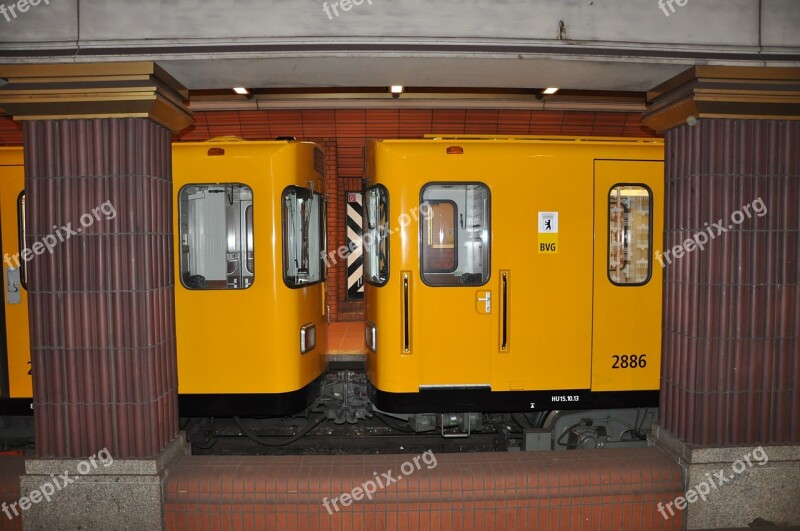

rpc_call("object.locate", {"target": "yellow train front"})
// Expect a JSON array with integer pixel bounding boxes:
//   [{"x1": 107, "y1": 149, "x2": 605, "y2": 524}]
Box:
[
  {"x1": 363, "y1": 136, "x2": 664, "y2": 444},
  {"x1": 173, "y1": 138, "x2": 328, "y2": 417},
  {"x1": 0, "y1": 139, "x2": 328, "y2": 419}
]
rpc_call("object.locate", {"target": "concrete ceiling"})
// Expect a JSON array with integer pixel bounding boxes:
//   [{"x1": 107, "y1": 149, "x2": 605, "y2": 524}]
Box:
[{"x1": 1, "y1": 0, "x2": 799, "y2": 100}]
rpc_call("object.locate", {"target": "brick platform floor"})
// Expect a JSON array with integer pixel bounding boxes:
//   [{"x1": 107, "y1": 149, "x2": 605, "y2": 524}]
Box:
[
  {"x1": 164, "y1": 447, "x2": 683, "y2": 530},
  {"x1": 0, "y1": 456, "x2": 24, "y2": 531},
  {"x1": 327, "y1": 321, "x2": 366, "y2": 355}
]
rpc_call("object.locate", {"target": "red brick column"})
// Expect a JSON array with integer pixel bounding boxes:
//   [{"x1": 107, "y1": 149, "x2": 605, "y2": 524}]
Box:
[
  {"x1": 0, "y1": 63, "x2": 191, "y2": 458},
  {"x1": 644, "y1": 66, "x2": 800, "y2": 446}
]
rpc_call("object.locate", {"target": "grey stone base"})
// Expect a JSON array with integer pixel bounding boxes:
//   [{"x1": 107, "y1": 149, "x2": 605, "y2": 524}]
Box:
[
  {"x1": 17, "y1": 434, "x2": 189, "y2": 531},
  {"x1": 649, "y1": 423, "x2": 800, "y2": 529}
]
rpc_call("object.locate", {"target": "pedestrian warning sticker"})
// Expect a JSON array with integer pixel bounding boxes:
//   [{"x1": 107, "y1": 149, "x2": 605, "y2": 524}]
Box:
[{"x1": 538, "y1": 212, "x2": 558, "y2": 254}]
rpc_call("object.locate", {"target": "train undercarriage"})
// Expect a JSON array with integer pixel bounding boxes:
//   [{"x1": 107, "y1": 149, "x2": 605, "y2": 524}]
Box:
[
  {"x1": 183, "y1": 368, "x2": 658, "y2": 455},
  {"x1": 1, "y1": 368, "x2": 657, "y2": 455}
]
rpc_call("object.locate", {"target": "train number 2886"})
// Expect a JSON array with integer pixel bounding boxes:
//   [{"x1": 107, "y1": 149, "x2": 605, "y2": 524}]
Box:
[{"x1": 612, "y1": 354, "x2": 647, "y2": 369}]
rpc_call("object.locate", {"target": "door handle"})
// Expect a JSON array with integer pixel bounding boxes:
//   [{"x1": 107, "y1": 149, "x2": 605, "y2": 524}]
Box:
[
  {"x1": 500, "y1": 271, "x2": 508, "y2": 351},
  {"x1": 5, "y1": 267, "x2": 20, "y2": 304},
  {"x1": 477, "y1": 291, "x2": 491, "y2": 313},
  {"x1": 403, "y1": 272, "x2": 410, "y2": 353}
]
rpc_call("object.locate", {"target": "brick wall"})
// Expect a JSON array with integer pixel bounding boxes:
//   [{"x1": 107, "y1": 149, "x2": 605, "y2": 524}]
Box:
[{"x1": 0, "y1": 115, "x2": 22, "y2": 145}]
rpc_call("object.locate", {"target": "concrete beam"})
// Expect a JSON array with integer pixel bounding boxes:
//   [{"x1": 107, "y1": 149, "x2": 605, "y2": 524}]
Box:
[{"x1": 0, "y1": 1, "x2": 798, "y2": 92}]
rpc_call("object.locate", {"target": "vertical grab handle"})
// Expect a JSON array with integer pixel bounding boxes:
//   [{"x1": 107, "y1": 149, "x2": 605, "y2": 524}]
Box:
[
  {"x1": 322, "y1": 280, "x2": 330, "y2": 324},
  {"x1": 17, "y1": 191, "x2": 27, "y2": 290},
  {"x1": 403, "y1": 272, "x2": 410, "y2": 353},
  {"x1": 501, "y1": 271, "x2": 509, "y2": 351}
]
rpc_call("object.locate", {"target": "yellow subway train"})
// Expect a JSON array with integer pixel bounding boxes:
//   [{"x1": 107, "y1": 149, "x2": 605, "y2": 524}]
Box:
[
  {"x1": 1, "y1": 135, "x2": 665, "y2": 448},
  {"x1": 363, "y1": 136, "x2": 664, "y2": 440},
  {"x1": 0, "y1": 139, "x2": 328, "y2": 417}
]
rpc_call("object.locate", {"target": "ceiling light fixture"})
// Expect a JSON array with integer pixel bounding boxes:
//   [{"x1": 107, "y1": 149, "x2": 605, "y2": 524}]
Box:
[
  {"x1": 390, "y1": 85, "x2": 404, "y2": 98},
  {"x1": 233, "y1": 87, "x2": 250, "y2": 95},
  {"x1": 542, "y1": 87, "x2": 560, "y2": 95}
]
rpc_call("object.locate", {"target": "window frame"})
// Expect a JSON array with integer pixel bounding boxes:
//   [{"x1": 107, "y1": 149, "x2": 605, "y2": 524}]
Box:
[
  {"x1": 363, "y1": 184, "x2": 390, "y2": 287},
  {"x1": 281, "y1": 184, "x2": 326, "y2": 290},
  {"x1": 418, "y1": 181, "x2": 492, "y2": 288},
  {"x1": 244, "y1": 204, "x2": 254, "y2": 276},
  {"x1": 607, "y1": 182, "x2": 654, "y2": 288},
  {"x1": 177, "y1": 182, "x2": 255, "y2": 291}
]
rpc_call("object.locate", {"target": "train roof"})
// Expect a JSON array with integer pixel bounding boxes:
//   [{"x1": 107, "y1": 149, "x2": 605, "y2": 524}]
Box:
[{"x1": 376, "y1": 135, "x2": 663, "y2": 145}]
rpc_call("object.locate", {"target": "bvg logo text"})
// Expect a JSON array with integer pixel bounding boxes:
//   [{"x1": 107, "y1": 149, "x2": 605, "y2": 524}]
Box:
[{"x1": 540, "y1": 243, "x2": 557, "y2": 253}]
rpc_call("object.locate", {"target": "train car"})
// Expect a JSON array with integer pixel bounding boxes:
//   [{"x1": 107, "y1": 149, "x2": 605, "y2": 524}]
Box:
[
  {"x1": 0, "y1": 138, "x2": 328, "y2": 419},
  {"x1": 363, "y1": 136, "x2": 664, "y2": 445}
]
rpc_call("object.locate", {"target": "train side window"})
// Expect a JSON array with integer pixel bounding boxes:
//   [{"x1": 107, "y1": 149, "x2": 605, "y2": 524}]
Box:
[
  {"x1": 364, "y1": 185, "x2": 389, "y2": 286},
  {"x1": 179, "y1": 183, "x2": 255, "y2": 290},
  {"x1": 420, "y1": 183, "x2": 490, "y2": 287},
  {"x1": 282, "y1": 186, "x2": 325, "y2": 288},
  {"x1": 608, "y1": 184, "x2": 652, "y2": 286}
]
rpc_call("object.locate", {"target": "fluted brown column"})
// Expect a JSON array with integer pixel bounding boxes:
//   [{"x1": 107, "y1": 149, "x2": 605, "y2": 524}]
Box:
[
  {"x1": 23, "y1": 118, "x2": 178, "y2": 457},
  {"x1": 0, "y1": 62, "x2": 191, "y2": 458},
  {"x1": 644, "y1": 66, "x2": 800, "y2": 447}
]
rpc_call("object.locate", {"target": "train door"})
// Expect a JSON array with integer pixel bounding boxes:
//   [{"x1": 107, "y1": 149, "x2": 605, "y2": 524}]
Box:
[
  {"x1": 414, "y1": 183, "x2": 493, "y2": 387},
  {"x1": 592, "y1": 160, "x2": 664, "y2": 393},
  {"x1": 0, "y1": 150, "x2": 31, "y2": 400},
  {"x1": 491, "y1": 155, "x2": 594, "y2": 394}
]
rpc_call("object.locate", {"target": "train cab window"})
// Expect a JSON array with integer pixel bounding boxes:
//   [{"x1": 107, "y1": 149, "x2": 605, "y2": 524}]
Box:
[
  {"x1": 608, "y1": 184, "x2": 652, "y2": 285},
  {"x1": 420, "y1": 183, "x2": 490, "y2": 286},
  {"x1": 364, "y1": 185, "x2": 389, "y2": 286},
  {"x1": 282, "y1": 186, "x2": 324, "y2": 288},
  {"x1": 179, "y1": 184, "x2": 254, "y2": 290}
]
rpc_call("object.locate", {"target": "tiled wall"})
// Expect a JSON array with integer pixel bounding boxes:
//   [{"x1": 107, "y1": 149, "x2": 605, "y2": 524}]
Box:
[{"x1": 0, "y1": 115, "x2": 22, "y2": 145}]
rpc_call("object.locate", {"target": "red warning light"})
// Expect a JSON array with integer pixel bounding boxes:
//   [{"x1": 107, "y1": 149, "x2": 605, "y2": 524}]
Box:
[
  {"x1": 208, "y1": 147, "x2": 225, "y2": 156},
  {"x1": 446, "y1": 146, "x2": 464, "y2": 155}
]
